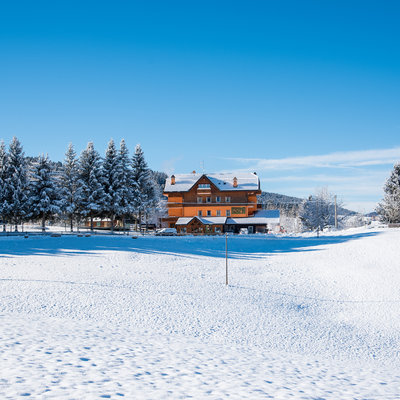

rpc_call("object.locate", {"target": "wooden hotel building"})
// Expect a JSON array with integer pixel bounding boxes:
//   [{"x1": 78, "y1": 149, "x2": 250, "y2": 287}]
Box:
[{"x1": 163, "y1": 172, "x2": 277, "y2": 234}]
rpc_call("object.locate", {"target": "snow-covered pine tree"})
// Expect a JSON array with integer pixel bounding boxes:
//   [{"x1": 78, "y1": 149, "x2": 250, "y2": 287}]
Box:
[
  {"x1": 117, "y1": 139, "x2": 134, "y2": 231},
  {"x1": 143, "y1": 174, "x2": 158, "y2": 230},
  {"x1": 0, "y1": 141, "x2": 9, "y2": 231},
  {"x1": 103, "y1": 139, "x2": 122, "y2": 233},
  {"x1": 377, "y1": 163, "x2": 400, "y2": 223},
  {"x1": 131, "y1": 144, "x2": 155, "y2": 231},
  {"x1": 6, "y1": 137, "x2": 29, "y2": 231},
  {"x1": 148, "y1": 172, "x2": 168, "y2": 228},
  {"x1": 28, "y1": 154, "x2": 62, "y2": 232},
  {"x1": 77, "y1": 142, "x2": 106, "y2": 230},
  {"x1": 59, "y1": 143, "x2": 79, "y2": 231}
]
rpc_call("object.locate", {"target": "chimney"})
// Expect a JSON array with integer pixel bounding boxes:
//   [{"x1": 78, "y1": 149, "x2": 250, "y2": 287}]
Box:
[
  {"x1": 171, "y1": 175, "x2": 176, "y2": 185},
  {"x1": 192, "y1": 170, "x2": 196, "y2": 174},
  {"x1": 233, "y1": 177, "x2": 238, "y2": 188}
]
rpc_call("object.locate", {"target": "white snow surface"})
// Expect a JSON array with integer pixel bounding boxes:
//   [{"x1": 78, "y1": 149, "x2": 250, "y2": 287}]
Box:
[{"x1": 1, "y1": 227, "x2": 400, "y2": 399}]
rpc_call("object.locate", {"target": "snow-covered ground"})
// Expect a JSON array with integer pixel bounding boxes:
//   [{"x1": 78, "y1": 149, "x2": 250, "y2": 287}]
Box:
[{"x1": 1, "y1": 228, "x2": 400, "y2": 399}]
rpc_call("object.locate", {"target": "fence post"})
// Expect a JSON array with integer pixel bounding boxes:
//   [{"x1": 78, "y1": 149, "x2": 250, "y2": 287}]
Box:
[{"x1": 225, "y1": 232, "x2": 228, "y2": 286}]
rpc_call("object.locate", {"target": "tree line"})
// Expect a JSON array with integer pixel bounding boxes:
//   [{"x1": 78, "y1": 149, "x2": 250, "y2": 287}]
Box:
[{"x1": 0, "y1": 137, "x2": 166, "y2": 232}]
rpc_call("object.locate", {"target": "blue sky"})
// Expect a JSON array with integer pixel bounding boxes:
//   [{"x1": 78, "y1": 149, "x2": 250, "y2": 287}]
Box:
[{"x1": 1, "y1": 1, "x2": 399, "y2": 212}]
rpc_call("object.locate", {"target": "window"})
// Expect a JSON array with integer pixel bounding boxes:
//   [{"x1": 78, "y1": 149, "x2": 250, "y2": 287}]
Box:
[
  {"x1": 207, "y1": 210, "x2": 211, "y2": 216},
  {"x1": 226, "y1": 210, "x2": 231, "y2": 217},
  {"x1": 197, "y1": 197, "x2": 202, "y2": 203},
  {"x1": 216, "y1": 210, "x2": 221, "y2": 216},
  {"x1": 198, "y1": 210, "x2": 203, "y2": 217},
  {"x1": 181, "y1": 227, "x2": 187, "y2": 233},
  {"x1": 225, "y1": 196, "x2": 231, "y2": 203},
  {"x1": 215, "y1": 226, "x2": 221, "y2": 233},
  {"x1": 216, "y1": 196, "x2": 221, "y2": 202},
  {"x1": 206, "y1": 197, "x2": 211, "y2": 203},
  {"x1": 198, "y1": 184, "x2": 210, "y2": 189}
]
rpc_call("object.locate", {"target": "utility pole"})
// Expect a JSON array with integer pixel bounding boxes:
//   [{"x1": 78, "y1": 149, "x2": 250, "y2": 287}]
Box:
[
  {"x1": 334, "y1": 195, "x2": 338, "y2": 229},
  {"x1": 225, "y1": 232, "x2": 228, "y2": 286}
]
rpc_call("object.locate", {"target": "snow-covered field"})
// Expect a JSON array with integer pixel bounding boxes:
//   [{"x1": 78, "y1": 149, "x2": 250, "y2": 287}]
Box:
[{"x1": 1, "y1": 228, "x2": 400, "y2": 399}]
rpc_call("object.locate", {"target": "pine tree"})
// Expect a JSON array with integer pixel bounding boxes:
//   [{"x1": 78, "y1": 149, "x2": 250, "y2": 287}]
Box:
[
  {"x1": 117, "y1": 139, "x2": 134, "y2": 230},
  {"x1": 77, "y1": 142, "x2": 106, "y2": 230},
  {"x1": 377, "y1": 163, "x2": 400, "y2": 223},
  {"x1": 28, "y1": 155, "x2": 62, "y2": 232},
  {"x1": 0, "y1": 141, "x2": 9, "y2": 231},
  {"x1": 131, "y1": 144, "x2": 155, "y2": 231},
  {"x1": 103, "y1": 139, "x2": 122, "y2": 233},
  {"x1": 149, "y1": 172, "x2": 168, "y2": 228},
  {"x1": 59, "y1": 143, "x2": 79, "y2": 231},
  {"x1": 6, "y1": 137, "x2": 29, "y2": 231}
]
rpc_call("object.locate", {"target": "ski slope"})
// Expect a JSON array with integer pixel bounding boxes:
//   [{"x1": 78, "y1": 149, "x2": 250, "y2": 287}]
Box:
[{"x1": 1, "y1": 228, "x2": 400, "y2": 399}]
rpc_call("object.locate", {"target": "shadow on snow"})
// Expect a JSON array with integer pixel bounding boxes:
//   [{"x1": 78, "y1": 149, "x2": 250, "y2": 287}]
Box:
[{"x1": 0, "y1": 231, "x2": 381, "y2": 260}]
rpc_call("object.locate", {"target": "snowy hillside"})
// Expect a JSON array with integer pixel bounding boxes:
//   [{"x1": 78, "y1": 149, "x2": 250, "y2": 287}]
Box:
[
  {"x1": 259, "y1": 191, "x2": 357, "y2": 216},
  {"x1": 1, "y1": 228, "x2": 400, "y2": 398}
]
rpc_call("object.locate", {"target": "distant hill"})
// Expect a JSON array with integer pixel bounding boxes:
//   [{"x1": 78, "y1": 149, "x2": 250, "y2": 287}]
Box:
[
  {"x1": 259, "y1": 192, "x2": 303, "y2": 206},
  {"x1": 258, "y1": 191, "x2": 356, "y2": 217},
  {"x1": 258, "y1": 192, "x2": 302, "y2": 216}
]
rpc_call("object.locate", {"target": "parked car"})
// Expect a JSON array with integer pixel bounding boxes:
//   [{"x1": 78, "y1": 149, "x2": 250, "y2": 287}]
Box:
[{"x1": 155, "y1": 228, "x2": 177, "y2": 236}]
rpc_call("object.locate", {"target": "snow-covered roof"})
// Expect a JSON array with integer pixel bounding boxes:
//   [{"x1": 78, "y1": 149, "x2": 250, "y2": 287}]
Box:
[
  {"x1": 175, "y1": 218, "x2": 193, "y2": 225},
  {"x1": 176, "y1": 217, "x2": 227, "y2": 225},
  {"x1": 197, "y1": 217, "x2": 227, "y2": 225},
  {"x1": 164, "y1": 172, "x2": 260, "y2": 192},
  {"x1": 254, "y1": 210, "x2": 280, "y2": 221},
  {"x1": 226, "y1": 217, "x2": 271, "y2": 225},
  {"x1": 176, "y1": 212, "x2": 280, "y2": 226}
]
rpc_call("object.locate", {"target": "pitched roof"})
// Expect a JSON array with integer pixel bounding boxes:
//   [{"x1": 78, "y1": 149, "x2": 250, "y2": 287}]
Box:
[
  {"x1": 174, "y1": 217, "x2": 193, "y2": 225},
  {"x1": 224, "y1": 210, "x2": 280, "y2": 225},
  {"x1": 175, "y1": 216, "x2": 227, "y2": 225},
  {"x1": 175, "y1": 213, "x2": 280, "y2": 226},
  {"x1": 226, "y1": 217, "x2": 270, "y2": 225},
  {"x1": 164, "y1": 172, "x2": 260, "y2": 192}
]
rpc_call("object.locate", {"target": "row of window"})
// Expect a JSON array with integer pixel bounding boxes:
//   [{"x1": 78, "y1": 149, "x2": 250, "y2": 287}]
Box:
[
  {"x1": 197, "y1": 196, "x2": 231, "y2": 204},
  {"x1": 198, "y1": 210, "x2": 231, "y2": 217}
]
